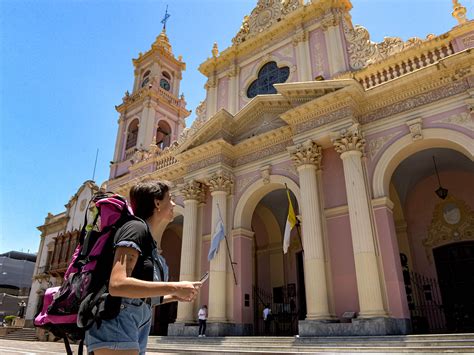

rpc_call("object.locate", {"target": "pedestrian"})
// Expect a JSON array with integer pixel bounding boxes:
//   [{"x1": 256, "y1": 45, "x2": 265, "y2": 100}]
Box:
[
  {"x1": 85, "y1": 179, "x2": 202, "y2": 355},
  {"x1": 198, "y1": 305, "x2": 208, "y2": 337},
  {"x1": 17, "y1": 301, "x2": 26, "y2": 318},
  {"x1": 263, "y1": 304, "x2": 272, "y2": 335}
]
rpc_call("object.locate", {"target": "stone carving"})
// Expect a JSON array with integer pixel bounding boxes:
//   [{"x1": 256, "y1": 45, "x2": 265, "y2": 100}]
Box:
[
  {"x1": 332, "y1": 124, "x2": 366, "y2": 154},
  {"x1": 320, "y1": 9, "x2": 342, "y2": 30},
  {"x1": 342, "y1": 19, "x2": 423, "y2": 70},
  {"x1": 295, "y1": 106, "x2": 352, "y2": 133},
  {"x1": 208, "y1": 171, "x2": 234, "y2": 194},
  {"x1": 235, "y1": 114, "x2": 286, "y2": 142},
  {"x1": 438, "y1": 111, "x2": 474, "y2": 130},
  {"x1": 235, "y1": 141, "x2": 290, "y2": 166},
  {"x1": 260, "y1": 165, "x2": 271, "y2": 184},
  {"x1": 236, "y1": 175, "x2": 257, "y2": 195},
  {"x1": 406, "y1": 117, "x2": 423, "y2": 141},
  {"x1": 367, "y1": 132, "x2": 400, "y2": 160},
  {"x1": 287, "y1": 140, "x2": 322, "y2": 168},
  {"x1": 180, "y1": 180, "x2": 205, "y2": 201},
  {"x1": 361, "y1": 80, "x2": 469, "y2": 124},
  {"x1": 232, "y1": 0, "x2": 303, "y2": 45},
  {"x1": 423, "y1": 196, "x2": 474, "y2": 262},
  {"x1": 462, "y1": 34, "x2": 474, "y2": 47}
]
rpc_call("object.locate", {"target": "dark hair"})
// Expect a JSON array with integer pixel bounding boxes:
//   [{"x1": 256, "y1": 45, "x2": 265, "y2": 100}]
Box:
[{"x1": 129, "y1": 179, "x2": 170, "y2": 220}]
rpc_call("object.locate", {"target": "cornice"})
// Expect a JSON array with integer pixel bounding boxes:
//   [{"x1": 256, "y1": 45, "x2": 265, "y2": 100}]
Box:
[
  {"x1": 116, "y1": 87, "x2": 191, "y2": 119},
  {"x1": 198, "y1": 0, "x2": 351, "y2": 77},
  {"x1": 234, "y1": 126, "x2": 293, "y2": 158},
  {"x1": 233, "y1": 95, "x2": 292, "y2": 134},
  {"x1": 177, "y1": 109, "x2": 235, "y2": 153},
  {"x1": 177, "y1": 138, "x2": 235, "y2": 166},
  {"x1": 280, "y1": 82, "x2": 364, "y2": 125}
]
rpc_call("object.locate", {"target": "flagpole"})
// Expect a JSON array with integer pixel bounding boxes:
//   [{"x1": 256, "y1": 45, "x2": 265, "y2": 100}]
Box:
[{"x1": 217, "y1": 203, "x2": 238, "y2": 286}]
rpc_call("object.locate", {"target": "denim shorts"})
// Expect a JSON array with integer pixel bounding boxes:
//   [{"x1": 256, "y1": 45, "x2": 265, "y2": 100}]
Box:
[{"x1": 85, "y1": 298, "x2": 152, "y2": 354}]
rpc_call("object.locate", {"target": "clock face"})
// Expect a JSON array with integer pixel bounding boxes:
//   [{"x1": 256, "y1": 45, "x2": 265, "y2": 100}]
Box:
[{"x1": 160, "y1": 78, "x2": 170, "y2": 91}]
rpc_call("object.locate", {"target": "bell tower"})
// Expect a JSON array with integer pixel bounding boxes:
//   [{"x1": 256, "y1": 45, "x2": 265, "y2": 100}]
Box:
[{"x1": 110, "y1": 15, "x2": 190, "y2": 179}]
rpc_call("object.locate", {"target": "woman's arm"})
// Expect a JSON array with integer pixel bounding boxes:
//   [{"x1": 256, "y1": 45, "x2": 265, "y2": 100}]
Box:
[{"x1": 108, "y1": 246, "x2": 200, "y2": 300}]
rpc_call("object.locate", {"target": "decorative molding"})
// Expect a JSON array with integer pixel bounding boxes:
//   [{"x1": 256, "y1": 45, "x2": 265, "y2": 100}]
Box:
[
  {"x1": 367, "y1": 131, "x2": 400, "y2": 160},
  {"x1": 235, "y1": 141, "x2": 290, "y2": 166},
  {"x1": 406, "y1": 117, "x2": 423, "y2": 141},
  {"x1": 360, "y1": 80, "x2": 470, "y2": 124},
  {"x1": 295, "y1": 106, "x2": 353, "y2": 133},
  {"x1": 331, "y1": 124, "x2": 366, "y2": 155},
  {"x1": 438, "y1": 111, "x2": 474, "y2": 130},
  {"x1": 235, "y1": 175, "x2": 258, "y2": 196},
  {"x1": 179, "y1": 180, "x2": 205, "y2": 201},
  {"x1": 260, "y1": 165, "x2": 271, "y2": 184},
  {"x1": 287, "y1": 139, "x2": 322, "y2": 168},
  {"x1": 423, "y1": 195, "x2": 474, "y2": 262},
  {"x1": 208, "y1": 170, "x2": 234, "y2": 194},
  {"x1": 342, "y1": 18, "x2": 423, "y2": 70},
  {"x1": 232, "y1": 0, "x2": 303, "y2": 45}
]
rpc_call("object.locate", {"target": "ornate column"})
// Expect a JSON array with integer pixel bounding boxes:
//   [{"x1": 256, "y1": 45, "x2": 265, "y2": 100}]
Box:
[
  {"x1": 193, "y1": 193, "x2": 206, "y2": 317},
  {"x1": 332, "y1": 124, "x2": 387, "y2": 318},
  {"x1": 207, "y1": 171, "x2": 233, "y2": 322},
  {"x1": 287, "y1": 140, "x2": 332, "y2": 320},
  {"x1": 321, "y1": 11, "x2": 346, "y2": 76},
  {"x1": 176, "y1": 180, "x2": 205, "y2": 322}
]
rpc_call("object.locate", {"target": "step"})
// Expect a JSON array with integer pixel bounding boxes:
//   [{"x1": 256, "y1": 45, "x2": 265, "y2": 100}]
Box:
[{"x1": 147, "y1": 335, "x2": 474, "y2": 353}]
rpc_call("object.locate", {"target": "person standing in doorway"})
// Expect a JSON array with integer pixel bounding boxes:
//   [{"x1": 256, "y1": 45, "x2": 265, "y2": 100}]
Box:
[
  {"x1": 198, "y1": 305, "x2": 208, "y2": 337},
  {"x1": 263, "y1": 305, "x2": 272, "y2": 335}
]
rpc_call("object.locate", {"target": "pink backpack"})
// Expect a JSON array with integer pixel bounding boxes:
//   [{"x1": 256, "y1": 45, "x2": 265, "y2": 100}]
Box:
[{"x1": 34, "y1": 193, "x2": 136, "y2": 355}]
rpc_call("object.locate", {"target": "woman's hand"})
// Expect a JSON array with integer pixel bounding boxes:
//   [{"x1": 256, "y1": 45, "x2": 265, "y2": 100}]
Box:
[{"x1": 172, "y1": 281, "x2": 202, "y2": 301}]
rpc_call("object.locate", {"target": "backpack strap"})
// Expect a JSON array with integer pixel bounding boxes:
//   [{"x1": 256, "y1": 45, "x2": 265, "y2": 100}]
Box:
[{"x1": 63, "y1": 336, "x2": 73, "y2": 355}]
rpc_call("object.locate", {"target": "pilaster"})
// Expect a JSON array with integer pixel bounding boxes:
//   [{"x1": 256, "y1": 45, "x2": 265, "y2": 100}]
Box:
[
  {"x1": 287, "y1": 140, "x2": 332, "y2": 320},
  {"x1": 206, "y1": 76, "x2": 218, "y2": 119},
  {"x1": 322, "y1": 11, "x2": 346, "y2": 76}
]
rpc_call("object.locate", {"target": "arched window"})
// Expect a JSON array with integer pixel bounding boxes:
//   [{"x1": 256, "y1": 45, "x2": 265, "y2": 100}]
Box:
[
  {"x1": 162, "y1": 71, "x2": 171, "y2": 80},
  {"x1": 247, "y1": 61, "x2": 290, "y2": 98},
  {"x1": 125, "y1": 119, "x2": 139, "y2": 150},
  {"x1": 156, "y1": 120, "x2": 172, "y2": 149},
  {"x1": 141, "y1": 70, "x2": 151, "y2": 88}
]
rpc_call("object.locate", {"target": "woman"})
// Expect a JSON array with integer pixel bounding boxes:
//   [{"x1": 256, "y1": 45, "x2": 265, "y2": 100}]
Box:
[
  {"x1": 197, "y1": 305, "x2": 208, "y2": 337},
  {"x1": 86, "y1": 180, "x2": 201, "y2": 355}
]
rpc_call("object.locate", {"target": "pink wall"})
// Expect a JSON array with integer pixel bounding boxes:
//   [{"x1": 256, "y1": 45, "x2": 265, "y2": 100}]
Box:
[
  {"x1": 326, "y1": 214, "x2": 359, "y2": 317},
  {"x1": 217, "y1": 76, "x2": 229, "y2": 111},
  {"x1": 233, "y1": 235, "x2": 254, "y2": 323},
  {"x1": 321, "y1": 148, "x2": 347, "y2": 208},
  {"x1": 374, "y1": 206, "x2": 409, "y2": 318},
  {"x1": 451, "y1": 30, "x2": 474, "y2": 51},
  {"x1": 405, "y1": 171, "x2": 474, "y2": 278},
  {"x1": 308, "y1": 28, "x2": 330, "y2": 79}
]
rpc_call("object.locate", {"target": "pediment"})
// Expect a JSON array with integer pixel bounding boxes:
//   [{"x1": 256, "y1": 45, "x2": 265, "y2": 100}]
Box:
[
  {"x1": 176, "y1": 109, "x2": 235, "y2": 153},
  {"x1": 233, "y1": 95, "x2": 292, "y2": 144}
]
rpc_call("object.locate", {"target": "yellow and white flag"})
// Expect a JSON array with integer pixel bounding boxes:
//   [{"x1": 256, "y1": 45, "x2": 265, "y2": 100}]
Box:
[{"x1": 283, "y1": 188, "x2": 297, "y2": 254}]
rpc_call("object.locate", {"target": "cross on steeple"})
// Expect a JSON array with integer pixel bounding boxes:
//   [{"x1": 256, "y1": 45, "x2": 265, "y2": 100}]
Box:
[{"x1": 161, "y1": 5, "x2": 171, "y2": 30}]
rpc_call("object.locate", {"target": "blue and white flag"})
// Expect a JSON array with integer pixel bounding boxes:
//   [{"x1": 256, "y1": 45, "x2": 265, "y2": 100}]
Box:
[{"x1": 208, "y1": 214, "x2": 225, "y2": 261}]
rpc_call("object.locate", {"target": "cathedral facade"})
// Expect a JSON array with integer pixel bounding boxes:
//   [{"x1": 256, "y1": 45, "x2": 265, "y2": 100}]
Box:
[{"x1": 29, "y1": 0, "x2": 474, "y2": 337}]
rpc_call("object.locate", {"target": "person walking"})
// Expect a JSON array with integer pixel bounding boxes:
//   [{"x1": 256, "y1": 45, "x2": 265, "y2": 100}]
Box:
[
  {"x1": 85, "y1": 179, "x2": 202, "y2": 355},
  {"x1": 198, "y1": 305, "x2": 208, "y2": 337}
]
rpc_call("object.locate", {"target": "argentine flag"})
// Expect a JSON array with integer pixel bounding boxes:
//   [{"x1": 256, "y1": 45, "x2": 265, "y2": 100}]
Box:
[{"x1": 208, "y1": 214, "x2": 225, "y2": 261}]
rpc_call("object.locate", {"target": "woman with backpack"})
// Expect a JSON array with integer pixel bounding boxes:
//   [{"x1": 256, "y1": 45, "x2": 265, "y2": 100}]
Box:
[{"x1": 85, "y1": 179, "x2": 202, "y2": 355}]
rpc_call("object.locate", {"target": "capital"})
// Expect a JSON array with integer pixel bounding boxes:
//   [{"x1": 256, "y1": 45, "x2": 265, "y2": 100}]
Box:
[
  {"x1": 331, "y1": 124, "x2": 365, "y2": 155},
  {"x1": 180, "y1": 180, "x2": 205, "y2": 201},
  {"x1": 208, "y1": 171, "x2": 233, "y2": 195},
  {"x1": 287, "y1": 139, "x2": 322, "y2": 169}
]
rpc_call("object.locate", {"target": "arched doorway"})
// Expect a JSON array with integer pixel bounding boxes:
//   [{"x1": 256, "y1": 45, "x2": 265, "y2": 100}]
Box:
[
  {"x1": 234, "y1": 177, "x2": 305, "y2": 335},
  {"x1": 387, "y1": 147, "x2": 474, "y2": 333}
]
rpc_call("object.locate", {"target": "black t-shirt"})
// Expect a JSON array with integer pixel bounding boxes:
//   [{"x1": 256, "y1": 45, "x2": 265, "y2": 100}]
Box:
[{"x1": 113, "y1": 219, "x2": 156, "y2": 281}]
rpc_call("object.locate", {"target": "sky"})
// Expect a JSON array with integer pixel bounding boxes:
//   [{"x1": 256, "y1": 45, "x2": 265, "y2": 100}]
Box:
[{"x1": 1, "y1": 0, "x2": 473, "y2": 254}]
